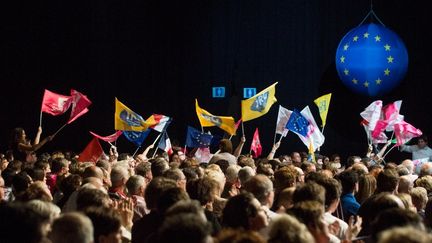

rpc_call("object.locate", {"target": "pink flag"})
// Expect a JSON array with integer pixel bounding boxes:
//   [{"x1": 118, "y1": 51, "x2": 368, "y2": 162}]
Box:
[
  {"x1": 68, "y1": 89, "x2": 92, "y2": 124},
  {"x1": 394, "y1": 121, "x2": 422, "y2": 146},
  {"x1": 78, "y1": 137, "x2": 104, "y2": 163},
  {"x1": 90, "y1": 131, "x2": 123, "y2": 143},
  {"x1": 41, "y1": 89, "x2": 73, "y2": 116},
  {"x1": 194, "y1": 147, "x2": 212, "y2": 163},
  {"x1": 360, "y1": 100, "x2": 382, "y2": 131},
  {"x1": 250, "y1": 128, "x2": 262, "y2": 158}
]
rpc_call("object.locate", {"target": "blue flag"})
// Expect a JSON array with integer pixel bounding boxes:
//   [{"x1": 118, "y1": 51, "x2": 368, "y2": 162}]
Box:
[
  {"x1": 286, "y1": 109, "x2": 310, "y2": 137},
  {"x1": 123, "y1": 129, "x2": 151, "y2": 146},
  {"x1": 185, "y1": 126, "x2": 213, "y2": 148}
]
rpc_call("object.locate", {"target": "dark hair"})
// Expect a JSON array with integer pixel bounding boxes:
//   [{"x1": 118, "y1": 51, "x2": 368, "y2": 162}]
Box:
[
  {"x1": 76, "y1": 188, "x2": 110, "y2": 211},
  {"x1": 337, "y1": 170, "x2": 359, "y2": 194},
  {"x1": 150, "y1": 158, "x2": 169, "y2": 178},
  {"x1": 157, "y1": 187, "x2": 189, "y2": 214},
  {"x1": 84, "y1": 207, "x2": 121, "y2": 241},
  {"x1": 182, "y1": 167, "x2": 198, "y2": 182},
  {"x1": 222, "y1": 192, "x2": 259, "y2": 230},
  {"x1": 51, "y1": 158, "x2": 68, "y2": 174},
  {"x1": 376, "y1": 168, "x2": 399, "y2": 193},
  {"x1": 144, "y1": 177, "x2": 177, "y2": 210},
  {"x1": 292, "y1": 182, "x2": 325, "y2": 206},
  {"x1": 219, "y1": 139, "x2": 233, "y2": 154},
  {"x1": 186, "y1": 177, "x2": 218, "y2": 206},
  {"x1": 157, "y1": 213, "x2": 211, "y2": 243},
  {"x1": 135, "y1": 161, "x2": 151, "y2": 177}
]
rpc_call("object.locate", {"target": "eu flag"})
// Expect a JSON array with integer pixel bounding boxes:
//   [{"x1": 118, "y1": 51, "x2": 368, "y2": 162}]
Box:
[
  {"x1": 185, "y1": 126, "x2": 213, "y2": 148},
  {"x1": 286, "y1": 109, "x2": 310, "y2": 137},
  {"x1": 123, "y1": 129, "x2": 151, "y2": 146}
]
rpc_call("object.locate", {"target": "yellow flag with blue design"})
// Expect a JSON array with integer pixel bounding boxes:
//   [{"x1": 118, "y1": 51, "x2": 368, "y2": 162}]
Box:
[
  {"x1": 241, "y1": 82, "x2": 278, "y2": 122},
  {"x1": 195, "y1": 99, "x2": 236, "y2": 135},
  {"x1": 313, "y1": 93, "x2": 332, "y2": 127},
  {"x1": 115, "y1": 98, "x2": 154, "y2": 131}
]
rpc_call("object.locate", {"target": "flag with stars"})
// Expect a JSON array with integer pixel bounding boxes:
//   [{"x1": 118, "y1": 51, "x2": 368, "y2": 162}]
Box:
[
  {"x1": 286, "y1": 109, "x2": 310, "y2": 138},
  {"x1": 335, "y1": 23, "x2": 408, "y2": 96},
  {"x1": 185, "y1": 126, "x2": 213, "y2": 148}
]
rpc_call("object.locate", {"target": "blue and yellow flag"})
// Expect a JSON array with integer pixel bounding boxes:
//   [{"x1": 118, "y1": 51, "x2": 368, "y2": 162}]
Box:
[
  {"x1": 313, "y1": 93, "x2": 332, "y2": 127},
  {"x1": 195, "y1": 99, "x2": 236, "y2": 135},
  {"x1": 241, "y1": 82, "x2": 278, "y2": 122},
  {"x1": 115, "y1": 98, "x2": 154, "y2": 131}
]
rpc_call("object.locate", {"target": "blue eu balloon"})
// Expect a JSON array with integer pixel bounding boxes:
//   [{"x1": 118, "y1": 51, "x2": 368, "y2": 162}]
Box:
[{"x1": 335, "y1": 23, "x2": 408, "y2": 96}]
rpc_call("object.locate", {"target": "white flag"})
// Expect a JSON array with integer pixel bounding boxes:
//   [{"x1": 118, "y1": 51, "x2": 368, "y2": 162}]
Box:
[
  {"x1": 297, "y1": 106, "x2": 325, "y2": 151},
  {"x1": 275, "y1": 105, "x2": 292, "y2": 137}
]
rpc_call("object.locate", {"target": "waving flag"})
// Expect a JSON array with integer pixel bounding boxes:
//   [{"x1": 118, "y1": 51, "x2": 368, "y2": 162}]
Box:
[
  {"x1": 275, "y1": 105, "x2": 292, "y2": 137},
  {"x1": 241, "y1": 82, "x2": 278, "y2": 122},
  {"x1": 90, "y1": 131, "x2": 123, "y2": 143},
  {"x1": 286, "y1": 109, "x2": 310, "y2": 138},
  {"x1": 372, "y1": 100, "x2": 403, "y2": 139},
  {"x1": 68, "y1": 89, "x2": 92, "y2": 124},
  {"x1": 313, "y1": 93, "x2": 332, "y2": 127},
  {"x1": 250, "y1": 128, "x2": 262, "y2": 158},
  {"x1": 157, "y1": 131, "x2": 173, "y2": 155},
  {"x1": 394, "y1": 121, "x2": 422, "y2": 146},
  {"x1": 195, "y1": 99, "x2": 236, "y2": 135},
  {"x1": 78, "y1": 137, "x2": 103, "y2": 163},
  {"x1": 360, "y1": 100, "x2": 382, "y2": 131},
  {"x1": 123, "y1": 129, "x2": 151, "y2": 146},
  {"x1": 298, "y1": 106, "x2": 325, "y2": 151},
  {"x1": 185, "y1": 126, "x2": 213, "y2": 148},
  {"x1": 41, "y1": 89, "x2": 73, "y2": 116},
  {"x1": 115, "y1": 98, "x2": 152, "y2": 131},
  {"x1": 195, "y1": 147, "x2": 212, "y2": 163},
  {"x1": 147, "y1": 114, "x2": 172, "y2": 132}
]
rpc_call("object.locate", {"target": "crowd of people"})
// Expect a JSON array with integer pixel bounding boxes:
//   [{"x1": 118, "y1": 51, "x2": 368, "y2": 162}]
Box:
[{"x1": 1, "y1": 126, "x2": 432, "y2": 243}]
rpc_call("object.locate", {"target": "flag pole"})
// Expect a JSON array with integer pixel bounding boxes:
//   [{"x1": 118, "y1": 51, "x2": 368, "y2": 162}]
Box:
[
  {"x1": 241, "y1": 121, "x2": 245, "y2": 136},
  {"x1": 382, "y1": 144, "x2": 396, "y2": 159},
  {"x1": 39, "y1": 111, "x2": 43, "y2": 128},
  {"x1": 132, "y1": 146, "x2": 141, "y2": 158},
  {"x1": 53, "y1": 123, "x2": 68, "y2": 137},
  {"x1": 151, "y1": 133, "x2": 163, "y2": 158}
]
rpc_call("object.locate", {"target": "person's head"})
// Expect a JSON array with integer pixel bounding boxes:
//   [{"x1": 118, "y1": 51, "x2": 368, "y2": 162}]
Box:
[
  {"x1": 150, "y1": 157, "x2": 169, "y2": 177},
  {"x1": 21, "y1": 181, "x2": 53, "y2": 202},
  {"x1": 414, "y1": 175, "x2": 432, "y2": 194},
  {"x1": 376, "y1": 168, "x2": 399, "y2": 194},
  {"x1": 401, "y1": 159, "x2": 415, "y2": 174},
  {"x1": 290, "y1": 152, "x2": 302, "y2": 166},
  {"x1": 26, "y1": 200, "x2": 61, "y2": 236},
  {"x1": 346, "y1": 155, "x2": 361, "y2": 168},
  {"x1": 110, "y1": 165, "x2": 129, "y2": 189},
  {"x1": 76, "y1": 188, "x2": 111, "y2": 211},
  {"x1": 205, "y1": 169, "x2": 226, "y2": 196},
  {"x1": 316, "y1": 177, "x2": 342, "y2": 213},
  {"x1": 222, "y1": 192, "x2": 268, "y2": 231},
  {"x1": 417, "y1": 135, "x2": 428, "y2": 149},
  {"x1": 145, "y1": 177, "x2": 177, "y2": 211},
  {"x1": 275, "y1": 187, "x2": 296, "y2": 210},
  {"x1": 356, "y1": 174, "x2": 377, "y2": 204},
  {"x1": 49, "y1": 212, "x2": 94, "y2": 243},
  {"x1": 157, "y1": 187, "x2": 190, "y2": 214},
  {"x1": 410, "y1": 187, "x2": 428, "y2": 211},
  {"x1": 135, "y1": 161, "x2": 152, "y2": 183},
  {"x1": 292, "y1": 182, "x2": 325, "y2": 206},
  {"x1": 242, "y1": 174, "x2": 274, "y2": 207},
  {"x1": 51, "y1": 158, "x2": 69, "y2": 176},
  {"x1": 11, "y1": 127, "x2": 26, "y2": 144},
  {"x1": 273, "y1": 166, "x2": 297, "y2": 193},
  {"x1": 126, "y1": 175, "x2": 146, "y2": 196},
  {"x1": 84, "y1": 207, "x2": 122, "y2": 243},
  {"x1": 398, "y1": 175, "x2": 414, "y2": 194},
  {"x1": 238, "y1": 166, "x2": 255, "y2": 186},
  {"x1": 82, "y1": 165, "x2": 104, "y2": 180},
  {"x1": 219, "y1": 139, "x2": 233, "y2": 154},
  {"x1": 186, "y1": 177, "x2": 219, "y2": 206},
  {"x1": 378, "y1": 226, "x2": 432, "y2": 243},
  {"x1": 238, "y1": 156, "x2": 256, "y2": 169},
  {"x1": 157, "y1": 213, "x2": 211, "y2": 243},
  {"x1": 12, "y1": 171, "x2": 33, "y2": 198},
  {"x1": 225, "y1": 165, "x2": 241, "y2": 184},
  {"x1": 163, "y1": 168, "x2": 187, "y2": 191},
  {"x1": 268, "y1": 214, "x2": 315, "y2": 243},
  {"x1": 337, "y1": 170, "x2": 359, "y2": 195}
]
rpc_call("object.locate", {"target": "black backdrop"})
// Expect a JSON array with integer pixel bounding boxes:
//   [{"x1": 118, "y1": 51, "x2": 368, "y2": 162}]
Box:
[{"x1": 1, "y1": 0, "x2": 430, "y2": 162}]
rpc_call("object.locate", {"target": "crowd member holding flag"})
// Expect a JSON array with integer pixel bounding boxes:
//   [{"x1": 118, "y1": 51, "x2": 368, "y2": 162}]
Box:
[
  {"x1": 400, "y1": 135, "x2": 432, "y2": 161},
  {"x1": 8, "y1": 126, "x2": 54, "y2": 163},
  {"x1": 209, "y1": 139, "x2": 237, "y2": 165}
]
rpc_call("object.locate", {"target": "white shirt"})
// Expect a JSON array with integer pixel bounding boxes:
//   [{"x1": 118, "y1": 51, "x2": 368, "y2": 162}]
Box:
[
  {"x1": 401, "y1": 145, "x2": 432, "y2": 161},
  {"x1": 323, "y1": 212, "x2": 348, "y2": 240}
]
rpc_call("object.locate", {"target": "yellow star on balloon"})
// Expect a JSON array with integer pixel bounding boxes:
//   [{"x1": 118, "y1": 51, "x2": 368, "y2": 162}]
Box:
[
  {"x1": 352, "y1": 78, "x2": 358, "y2": 84},
  {"x1": 387, "y1": 56, "x2": 394, "y2": 63},
  {"x1": 340, "y1": 56, "x2": 345, "y2": 63},
  {"x1": 343, "y1": 44, "x2": 349, "y2": 51},
  {"x1": 344, "y1": 69, "x2": 349, "y2": 75},
  {"x1": 376, "y1": 78, "x2": 382, "y2": 85},
  {"x1": 374, "y1": 35, "x2": 381, "y2": 42},
  {"x1": 384, "y1": 44, "x2": 391, "y2": 51},
  {"x1": 353, "y1": 36, "x2": 359, "y2": 41},
  {"x1": 363, "y1": 32, "x2": 369, "y2": 38},
  {"x1": 364, "y1": 81, "x2": 369, "y2": 87},
  {"x1": 384, "y1": 68, "x2": 390, "y2": 76}
]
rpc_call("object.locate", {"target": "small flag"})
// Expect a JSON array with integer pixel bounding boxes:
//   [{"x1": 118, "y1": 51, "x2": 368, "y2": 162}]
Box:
[
  {"x1": 123, "y1": 129, "x2": 151, "y2": 146},
  {"x1": 360, "y1": 100, "x2": 383, "y2": 131},
  {"x1": 275, "y1": 105, "x2": 292, "y2": 137},
  {"x1": 158, "y1": 131, "x2": 173, "y2": 155},
  {"x1": 89, "y1": 131, "x2": 123, "y2": 143},
  {"x1": 195, "y1": 99, "x2": 236, "y2": 135},
  {"x1": 250, "y1": 128, "x2": 262, "y2": 158},
  {"x1": 41, "y1": 89, "x2": 73, "y2": 116},
  {"x1": 147, "y1": 114, "x2": 172, "y2": 132},
  {"x1": 394, "y1": 121, "x2": 422, "y2": 146},
  {"x1": 298, "y1": 106, "x2": 325, "y2": 151},
  {"x1": 313, "y1": 93, "x2": 332, "y2": 128},
  {"x1": 286, "y1": 109, "x2": 310, "y2": 138},
  {"x1": 185, "y1": 126, "x2": 213, "y2": 148},
  {"x1": 78, "y1": 137, "x2": 103, "y2": 163},
  {"x1": 68, "y1": 89, "x2": 92, "y2": 124},
  {"x1": 194, "y1": 147, "x2": 212, "y2": 163},
  {"x1": 241, "y1": 82, "x2": 278, "y2": 122}
]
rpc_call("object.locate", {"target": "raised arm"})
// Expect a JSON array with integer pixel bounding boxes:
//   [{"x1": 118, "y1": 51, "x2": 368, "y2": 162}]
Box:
[
  {"x1": 33, "y1": 126, "x2": 42, "y2": 145},
  {"x1": 233, "y1": 136, "x2": 246, "y2": 158},
  {"x1": 267, "y1": 141, "x2": 281, "y2": 160}
]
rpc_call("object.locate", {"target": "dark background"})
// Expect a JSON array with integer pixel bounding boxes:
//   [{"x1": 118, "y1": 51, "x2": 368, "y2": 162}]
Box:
[{"x1": 0, "y1": 0, "x2": 429, "y2": 163}]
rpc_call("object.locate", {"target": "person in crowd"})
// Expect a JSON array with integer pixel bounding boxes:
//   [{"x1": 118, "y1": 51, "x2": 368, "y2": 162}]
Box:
[
  {"x1": 209, "y1": 139, "x2": 237, "y2": 165},
  {"x1": 49, "y1": 212, "x2": 94, "y2": 243},
  {"x1": 9, "y1": 126, "x2": 53, "y2": 163},
  {"x1": 338, "y1": 170, "x2": 360, "y2": 221},
  {"x1": 126, "y1": 175, "x2": 149, "y2": 222},
  {"x1": 400, "y1": 135, "x2": 432, "y2": 161}
]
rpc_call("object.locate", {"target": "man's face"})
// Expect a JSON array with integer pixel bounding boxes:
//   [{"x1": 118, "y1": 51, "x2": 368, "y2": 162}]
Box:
[{"x1": 418, "y1": 139, "x2": 427, "y2": 149}]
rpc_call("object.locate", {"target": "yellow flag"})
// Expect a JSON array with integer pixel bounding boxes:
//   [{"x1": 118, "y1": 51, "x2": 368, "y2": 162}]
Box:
[
  {"x1": 308, "y1": 141, "x2": 316, "y2": 163},
  {"x1": 114, "y1": 98, "x2": 153, "y2": 131},
  {"x1": 195, "y1": 99, "x2": 236, "y2": 135},
  {"x1": 241, "y1": 82, "x2": 278, "y2": 122},
  {"x1": 313, "y1": 93, "x2": 332, "y2": 127}
]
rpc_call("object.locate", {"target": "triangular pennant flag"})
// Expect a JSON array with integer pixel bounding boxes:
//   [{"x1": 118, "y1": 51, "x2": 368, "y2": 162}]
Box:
[
  {"x1": 313, "y1": 93, "x2": 332, "y2": 128},
  {"x1": 250, "y1": 128, "x2": 262, "y2": 158},
  {"x1": 89, "y1": 131, "x2": 123, "y2": 143},
  {"x1": 78, "y1": 137, "x2": 103, "y2": 163},
  {"x1": 41, "y1": 89, "x2": 73, "y2": 116},
  {"x1": 195, "y1": 99, "x2": 236, "y2": 135},
  {"x1": 241, "y1": 82, "x2": 278, "y2": 122},
  {"x1": 68, "y1": 89, "x2": 92, "y2": 124}
]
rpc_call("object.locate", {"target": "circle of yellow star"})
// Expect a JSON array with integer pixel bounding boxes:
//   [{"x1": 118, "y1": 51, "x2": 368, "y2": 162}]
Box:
[
  {"x1": 353, "y1": 36, "x2": 359, "y2": 42},
  {"x1": 364, "y1": 81, "x2": 369, "y2": 87},
  {"x1": 363, "y1": 32, "x2": 369, "y2": 38},
  {"x1": 352, "y1": 78, "x2": 358, "y2": 84},
  {"x1": 387, "y1": 56, "x2": 394, "y2": 63},
  {"x1": 384, "y1": 44, "x2": 391, "y2": 51},
  {"x1": 384, "y1": 69, "x2": 390, "y2": 76},
  {"x1": 375, "y1": 35, "x2": 381, "y2": 42},
  {"x1": 376, "y1": 78, "x2": 382, "y2": 85},
  {"x1": 340, "y1": 56, "x2": 345, "y2": 63},
  {"x1": 344, "y1": 69, "x2": 349, "y2": 75}
]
